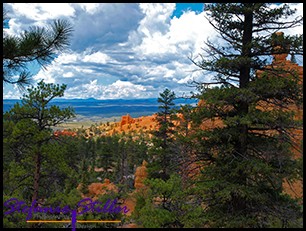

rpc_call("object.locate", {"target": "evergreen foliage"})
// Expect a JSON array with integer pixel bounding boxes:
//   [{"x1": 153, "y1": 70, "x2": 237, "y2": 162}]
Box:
[
  {"x1": 3, "y1": 7, "x2": 73, "y2": 87},
  {"x1": 188, "y1": 3, "x2": 303, "y2": 227},
  {"x1": 148, "y1": 88, "x2": 177, "y2": 180},
  {"x1": 3, "y1": 81, "x2": 75, "y2": 205},
  {"x1": 133, "y1": 174, "x2": 206, "y2": 228},
  {"x1": 2, "y1": 3, "x2": 303, "y2": 229}
]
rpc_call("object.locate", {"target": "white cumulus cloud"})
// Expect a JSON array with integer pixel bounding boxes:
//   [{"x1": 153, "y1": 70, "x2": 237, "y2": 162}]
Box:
[{"x1": 3, "y1": 3, "x2": 303, "y2": 99}]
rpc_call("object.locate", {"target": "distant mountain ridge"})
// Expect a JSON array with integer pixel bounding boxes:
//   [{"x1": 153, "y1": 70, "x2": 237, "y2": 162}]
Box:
[{"x1": 3, "y1": 98, "x2": 198, "y2": 119}]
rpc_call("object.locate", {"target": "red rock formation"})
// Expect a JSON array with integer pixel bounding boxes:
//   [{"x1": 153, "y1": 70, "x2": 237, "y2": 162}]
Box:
[
  {"x1": 120, "y1": 114, "x2": 135, "y2": 128},
  {"x1": 259, "y1": 32, "x2": 303, "y2": 200},
  {"x1": 54, "y1": 129, "x2": 77, "y2": 137},
  {"x1": 77, "y1": 178, "x2": 119, "y2": 201},
  {"x1": 121, "y1": 197, "x2": 137, "y2": 217},
  {"x1": 256, "y1": 32, "x2": 303, "y2": 156},
  {"x1": 120, "y1": 160, "x2": 149, "y2": 225},
  {"x1": 257, "y1": 32, "x2": 303, "y2": 85},
  {"x1": 88, "y1": 178, "x2": 118, "y2": 196},
  {"x1": 134, "y1": 160, "x2": 148, "y2": 191},
  {"x1": 105, "y1": 114, "x2": 157, "y2": 134}
]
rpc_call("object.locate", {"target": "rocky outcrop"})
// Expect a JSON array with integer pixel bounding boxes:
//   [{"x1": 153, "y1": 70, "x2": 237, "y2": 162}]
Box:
[
  {"x1": 88, "y1": 179, "x2": 118, "y2": 196},
  {"x1": 256, "y1": 32, "x2": 303, "y2": 158},
  {"x1": 113, "y1": 114, "x2": 157, "y2": 134},
  {"x1": 54, "y1": 129, "x2": 77, "y2": 137},
  {"x1": 76, "y1": 160, "x2": 148, "y2": 218},
  {"x1": 77, "y1": 178, "x2": 119, "y2": 201},
  {"x1": 264, "y1": 32, "x2": 303, "y2": 200},
  {"x1": 134, "y1": 160, "x2": 148, "y2": 191},
  {"x1": 120, "y1": 114, "x2": 135, "y2": 128}
]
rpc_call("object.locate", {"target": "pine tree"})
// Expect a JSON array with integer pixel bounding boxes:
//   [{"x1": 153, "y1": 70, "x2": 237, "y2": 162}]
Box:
[
  {"x1": 149, "y1": 88, "x2": 177, "y2": 180},
  {"x1": 172, "y1": 104, "x2": 198, "y2": 187},
  {"x1": 133, "y1": 174, "x2": 206, "y2": 228},
  {"x1": 3, "y1": 80, "x2": 75, "y2": 206},
  {"x1": 3, "y1": 6, "x2": 73, "y2": 87},
  {"x1": 189, "y1": 3, "x2": 303, "y2": 227}
]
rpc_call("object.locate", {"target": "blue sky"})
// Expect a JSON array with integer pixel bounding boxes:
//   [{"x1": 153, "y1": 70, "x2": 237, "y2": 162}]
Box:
[
  {"x1": 3, "y1": 3, "x2": 303, "y2": 99},
  {"x1": 172, "y1": 3, "x2": 204, "y2": 18}
]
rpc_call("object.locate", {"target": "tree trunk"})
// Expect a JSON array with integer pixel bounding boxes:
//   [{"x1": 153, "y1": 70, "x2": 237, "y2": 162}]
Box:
[
  {"x1": 235, "y1": 6, "x2": 254, "y2": 213},
  {"x1": 238, "y1": 7, "x2": 253, "y2": 156}
]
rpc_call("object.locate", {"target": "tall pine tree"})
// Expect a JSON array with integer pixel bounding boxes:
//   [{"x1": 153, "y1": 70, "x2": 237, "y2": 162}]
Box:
[
  {"x1": 149, "y1": 88, "x2": 177, "y2": 180},
  {"x1": 189, "y1": 3, "x2": 303, "y2": 227},
  {"x1": 3, "y1": 80, "x2": 75, "y2": 205}
]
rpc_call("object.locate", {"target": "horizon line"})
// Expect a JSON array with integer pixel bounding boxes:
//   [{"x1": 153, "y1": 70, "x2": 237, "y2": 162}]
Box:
[{"x1": 3, "y1": 97, "x2": 196, "y2": 101}]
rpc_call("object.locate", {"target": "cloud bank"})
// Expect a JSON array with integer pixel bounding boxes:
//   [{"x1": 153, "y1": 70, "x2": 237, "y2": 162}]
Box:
[{"x1": 3, "y1": 3, "x2": 303, "y2": 99}]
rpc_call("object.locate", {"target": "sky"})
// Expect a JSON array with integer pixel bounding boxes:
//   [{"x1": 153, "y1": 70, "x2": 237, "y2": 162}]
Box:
[{"x1": 3, "y1": 3, "x2": 303, "y2": 100}]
